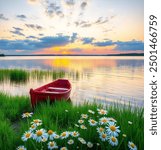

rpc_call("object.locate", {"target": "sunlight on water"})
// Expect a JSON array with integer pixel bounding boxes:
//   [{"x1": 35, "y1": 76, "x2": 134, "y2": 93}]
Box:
[{"x1": 0, "y1": 56, "x2": 144, "y2": 106}]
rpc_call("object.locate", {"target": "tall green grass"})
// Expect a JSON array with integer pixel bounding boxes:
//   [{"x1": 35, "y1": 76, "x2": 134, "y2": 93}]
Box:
[{"x1": 0, "y1": 93, "x2": 144, "y2": 150}]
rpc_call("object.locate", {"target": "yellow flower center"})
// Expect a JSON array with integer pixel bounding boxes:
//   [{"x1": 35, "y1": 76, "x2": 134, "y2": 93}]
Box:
[
  {"x1": 73, "y1": 132, "x2": 77, "y2": 136},
  {"x1": 111, "y1": 137, "x2": 116, "y2": 142},
  {"x1": 25, "y1": 133, "x2": 31, "y2": 138},
  {"x1": 34, "y1": 120, "x2": 39, "y2": 123},
  {"x1": 102, "y1": 134, "x2": 107, "y2": 138},
  {"x1": 50, "y1": 142, "x2": 55, "y2": 147},
  {"x1": 48, "y1": 130, "x2": 53, "y2": 135},
  {"x1": 19, "y1": 148, "x2": 23, "y2": 150},
  {"x1": 130, "y1": 143, "x2": 135, "y2": 148},
  {"x1": 102, "y1": 119, "x2": 108, "y2": 123},
  {"x1": 31, "y1": 125, "x2": 35, "y2": 128},
  {"x1": 99, "y1": 128, "x2": 104, "y2": 132},
  {"x1": 62, "y1": 132, "x2": 66, "y2": 137},
  {"x1": 91, "y1": 120, "x2": 95, "y2": 123},
  {"x1": 36, "y1": 130, "x2": 42, "y2": 136},
  {"x1": 25, "y1": 112, "x2": 30, "y2": 116},
  {"x1": 110, "y1": 125, "x2": 116, "y2": 131}
]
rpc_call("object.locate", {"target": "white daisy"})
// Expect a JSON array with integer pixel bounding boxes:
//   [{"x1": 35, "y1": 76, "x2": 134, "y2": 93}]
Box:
[
  {"x1": 67, "y1": 139, "x2": 74, "y2": 145},
  {"x1": 108, "y1": 117, "x2": 117, "y2": 122},
  {"x1": 78, "y1": 119, "x2": 84, "y2": 124},
  {"x1": 88, "y1": 119, "x2": 98, "y2": 126},
  {"x1": 96, "y1": 127, "x2": 105, "y2": 133},
  {"x1": 60, "y1": 131, "x2": 69, "y2": 139},
  {"x1": 81, "y1": 114, "x2": 88, "y2": 119},
  {"x1": 97, "y1": 108, "x2": 107, "y2": 115},
  {"x1": 106, "y1": 122, "x2": 120, "y2": 137},
  {"x1": 22, "y1": 112, "x2": 33, "y2": 118},
  {"x1": 88, "y1": 110, "x2": 95, "y2": 114},
  {"x1": 71, "y1": 131, "x2": 79, "y2": 137},
  {"x1": 21, "y1": 131, "x2": 32, "y2": 141},
  {"x1": 80, "y1": 125, "x2": 87, "y2": 129},
  {"x1": 78, "y1": 137, "x2": 86, "y2": 144},
  {"x1": 42, "y1": 137, "x2": 47, "y2": 142},
  {"x1": 33, "y1": 129, "x2": 48, "y2": 142},
  {"x1": 31, "y1": 119, "x2": 42, "y2": 126},
  {"x1": 60, "y1": 147, "x2": 68, "y2": 150},
  {"x1": 54, "y1": 134, "x2": 60, "y2": 139},
  {"x1": 108, "y1": 136, "x2": 118, "y2": 146},
  {"x1": 29, "y1": 124, "x2": 36, "y2": 131},
  {"x1": 99, "y1": 117, "x2": 109, "y2": 125},
  {"x1": 47, "y1": 130, "x2": 57, "y2": 140},
  {"x1": 128, "y1": 141, "x2": 137, "y2": 150},
  {"x1": 48, "y1": 141, "x2": 58, "y2": 149},
  {"x1": 16, "y1": 145, "x2": 27, "y2": 150},
  {"x1": 99, "y1": 132, "x2": 108, "y2": 142},
  {"x1": 87, "y1": 142, "x2": 93, "y2": 148}
]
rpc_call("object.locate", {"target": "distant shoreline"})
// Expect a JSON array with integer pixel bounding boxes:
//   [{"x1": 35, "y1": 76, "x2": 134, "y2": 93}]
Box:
[{"x1": 1, "y1": 53, "x2": 144, "y2": 57}]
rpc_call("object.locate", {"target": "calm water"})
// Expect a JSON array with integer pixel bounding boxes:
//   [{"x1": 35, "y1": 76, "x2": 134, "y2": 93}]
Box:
[{"x1": 0, "y1": 56, "x2": 144, "y2": 106}]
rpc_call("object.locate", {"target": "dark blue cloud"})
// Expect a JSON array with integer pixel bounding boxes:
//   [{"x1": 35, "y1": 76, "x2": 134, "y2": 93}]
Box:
[
  {"x1": 0, "y1": 13, "x2": 8, "y2": 20},
  {"x1": 81, "y1": 37, "x2": 94, "y2": 44},
  {"x1": 10, "y1": 27, "x2": 25, "y2": 36},
  {"x1": 16, "y1": 14, "x2": 27, "y2": 20},
  {"x1": 114, "y1": 40, "x2": 144, "y2": 51},
  {"x1": 0, "y1": 34, "x2": 76, "y2": 51},
  {"x1": 25, "y1": 24, "x2": 43, "y2": 30},
  {"x1": 93, "y1": 40, "x2": 113, "y2": 46}
]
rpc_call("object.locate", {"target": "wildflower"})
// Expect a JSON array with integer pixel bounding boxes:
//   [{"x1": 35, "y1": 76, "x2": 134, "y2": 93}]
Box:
[
  {"x1": 128, "y1": 141, "x2": 137, "y2": 150},
  {"x1": 67, "y1": 139, "x2": 74, "y2": 145},
  {"x1": 31, "y1": 119, "x2": 42, "y2": 126},
  {"x1": 71, "y1": 131, "x2": 79, "y2": 137},
  {"x1": 122, "y1": 134, "x2": 127, "y2": 138},
  {"x1": 108, "y1": 117, "x2": 117, "y2": 122},
  {"x1": 96, "y1": 127, "x2": 105, "y2": 133},
  {"x1": 47, "y1": 130, "x2": 57, "y2": 140},
  {"x1": 54, "y1": 134, "x2": 60, "y2": 139},
  {"x1": 42, "y1": 137, "x2": 47, "y2": 142},
  {"x1": 87, "y1": 142, "x2": 93, "y2": 148},
  {"x1": 96, "y1": 143, "x2": 100, "y2": 146},
  {"x1": 21, "y1": 131, "x2": 32, "y2": 141},
  {"x1": 88, "y1": 119, "x2": 97, "y2": 126},
  {"x1": 99, "y1": 132, "x2": 108, "y2": 141},
  {"x1": 99, "y1": 117, "x2": 109, "y2": 125},
  {"x1": 97, "y1": 108, "x2": 107, "y2": 115},
  {"x1": 128, "y1": 121, "x2": 133, "y2": 125},
  {"x1": 80, "y1": 125, "x2": 87, "y2": 129},
  {"x1": 33, "y1": 129, "x2": 48, "y2": 142},
  {"x1": 88, "y1": 110, "x2": 95, "y2": 114},
  {"x1": 108, "y1": 136, "x2": 118, "y2": 146},
  {"x1": 22, "y1": 112, "x2": 33, "y2": 118},
  {"x1": 29, "y1": 124, "x2": 36, "y2": 131},
  {"x1": 60, "y1": 147, "x2": 68, "y2": 150},
  {"x1": 78, "y1": 119, "x2": 84, "y2": 124},
  {"x1": 60, "y1": 131, "x2": 69, "y2": 139},
  {"x1": 16, "y1": 145, "x2": 27, "y2": 150},
  {"x1": 78, "y1": 137, "x2": 86, "y2": 144},
  {"x1": 74, "y1": 124, "x2": 79, "y2": 127},
  {"x1": 48, "y1": 141, "x2": 58, "y2": 149},
  {"x1": 106, "y1": 122, "x2": 120, "y2": 137},
  {"x1": 81, "y1": 114, "x2": 88, "y2": 119}
]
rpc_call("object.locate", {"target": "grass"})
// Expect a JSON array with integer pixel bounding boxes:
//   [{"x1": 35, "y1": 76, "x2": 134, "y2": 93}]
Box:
[
  {"x1": 0, "y1": 92, "x2": 144, "y2": 150},
  {"x1": 0, "y1": 69, "x2": 65, "y2": 83}
]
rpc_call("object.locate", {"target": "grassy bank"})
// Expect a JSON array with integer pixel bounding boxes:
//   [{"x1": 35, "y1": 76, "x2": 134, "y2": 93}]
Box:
[{"x1": 0, "y1": 93, "x2": 144, "y2": 150}]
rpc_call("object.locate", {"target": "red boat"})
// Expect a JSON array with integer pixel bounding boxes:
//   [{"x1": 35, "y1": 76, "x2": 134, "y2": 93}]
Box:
[{"x1": 30, "y1": 79, "x2": 71, "y2": 108}]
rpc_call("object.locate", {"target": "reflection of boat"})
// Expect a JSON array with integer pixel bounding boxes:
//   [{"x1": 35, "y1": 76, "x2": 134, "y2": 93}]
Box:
[{"x1": 30, "y1": 79, "x2": 71, "y2": 108}]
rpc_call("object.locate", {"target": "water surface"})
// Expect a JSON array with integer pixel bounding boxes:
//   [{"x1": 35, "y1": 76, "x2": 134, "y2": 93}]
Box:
[{"x1": 0, "y1": 56, "x2": 144, "y2": 106}]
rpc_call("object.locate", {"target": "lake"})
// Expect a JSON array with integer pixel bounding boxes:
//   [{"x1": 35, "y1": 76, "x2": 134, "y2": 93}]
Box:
[{"x1": 0, "y1": 56, "x2": 144, "y2": 107}]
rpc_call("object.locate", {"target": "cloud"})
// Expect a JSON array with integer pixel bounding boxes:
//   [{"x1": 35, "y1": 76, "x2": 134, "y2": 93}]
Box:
[
  {"x1": 75, "y1": 21, "x2": 91, "y2": 28},
  {"x1": 93, "y1": 40, "x2": 113, "y2": 47},
  {"x1": 114, "y1": 40, "x2": 144, "y2": 51},
  {"x1": 0, "y1": 13, "x2": 8, "y2": 20},
  {"x1": 0, "y1": 34, "x2": 76, "y2": 51},
  {"x1": 25, "y1": 24, "x2": 43, "y2": 30},
  {"x1": 16, "y1": 14, "x2": 27, "y2": 20},
  {"x1": 95, "y1": 17, "x2": 108, "y2": 24},
  {"x1": 27, "y1": 0, "x2": 40, "y2": 4},
  {"x1": 10, "y1": 27, "x2": 25, "y2": 36},
  {"x1": 65, "y1": 0, "x2": 75, "y2": 6},
  {"x1": 26, "y1": 36, "x2": 37, "y2": 39},
  {"x1": 71, "y1": 33, "x2": 77, "y2": 42},
  {"x1": 80, "y1": 2, "x2": 87, "y2": 10},
  {"x1": 81, "y1": 37, "x2": 94, "y2": 44},
  {"x1": 69, "y1": 48, "x2": 82, "y2": 52}
]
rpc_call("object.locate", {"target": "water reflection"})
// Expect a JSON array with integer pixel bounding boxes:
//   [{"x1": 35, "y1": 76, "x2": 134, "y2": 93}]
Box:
[{"x1": 0, "y1": 56, "x2": 144, "y2": 107}]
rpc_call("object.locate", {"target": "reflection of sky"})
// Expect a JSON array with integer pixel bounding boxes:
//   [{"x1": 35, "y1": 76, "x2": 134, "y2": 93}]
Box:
[{"x1": 0, "y1": 56, "x2": 144, "y2": 107}]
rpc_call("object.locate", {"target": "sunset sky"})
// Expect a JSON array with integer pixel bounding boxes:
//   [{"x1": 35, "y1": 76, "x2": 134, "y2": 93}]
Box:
[{"x1": 0, "y1": 0, "x2": 144, "y2": 55}]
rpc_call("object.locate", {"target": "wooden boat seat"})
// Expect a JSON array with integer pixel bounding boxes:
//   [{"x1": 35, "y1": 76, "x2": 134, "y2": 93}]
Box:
[{"x1": 48, "y1": 87, "x2": 69, "y2": 91}]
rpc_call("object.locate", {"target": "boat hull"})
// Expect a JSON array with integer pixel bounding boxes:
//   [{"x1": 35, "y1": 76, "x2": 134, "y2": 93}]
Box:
[{"x1": 30, "y1": 79, "x2": 71, "y2": 108}]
